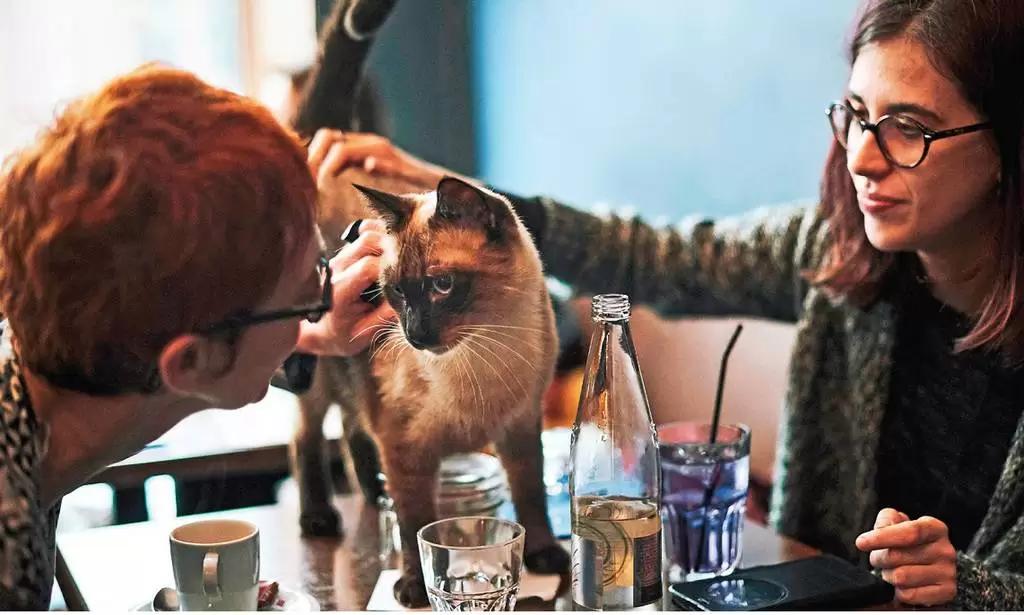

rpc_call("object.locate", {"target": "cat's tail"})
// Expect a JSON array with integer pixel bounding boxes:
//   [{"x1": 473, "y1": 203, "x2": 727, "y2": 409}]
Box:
[{"x1": 292, "y1": 0, "x2": 399, "y2": 138}]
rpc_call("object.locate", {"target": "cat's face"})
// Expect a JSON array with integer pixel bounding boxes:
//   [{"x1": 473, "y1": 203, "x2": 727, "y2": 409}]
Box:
[{"x1": 356, "y1": 178, "x2": 526, "y2": 354}]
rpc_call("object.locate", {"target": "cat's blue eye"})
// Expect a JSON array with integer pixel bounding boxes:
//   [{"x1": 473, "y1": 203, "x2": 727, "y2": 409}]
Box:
[{"x1": 431, "y1": 274, "x2": 454, "y2": 295}]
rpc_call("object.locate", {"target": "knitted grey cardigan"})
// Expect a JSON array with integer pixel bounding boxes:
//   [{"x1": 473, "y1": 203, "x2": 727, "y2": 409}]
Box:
[{"x1": 535, "y1": 198, "x2": 1024, "y2": 610}]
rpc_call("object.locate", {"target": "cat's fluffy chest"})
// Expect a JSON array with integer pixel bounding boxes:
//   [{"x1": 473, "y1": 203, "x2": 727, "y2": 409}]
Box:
[{"x1": 368, "y1": 298, "x2": 553, "y2": 446}]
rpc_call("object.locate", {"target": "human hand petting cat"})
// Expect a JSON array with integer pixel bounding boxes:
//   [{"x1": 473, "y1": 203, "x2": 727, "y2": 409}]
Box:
[
  {"x1": 856, "y1": 508, "x2": 957, "y2": 607},
  {"x1": 307, "y1": 128, "x2": 465, "y2": 188},
  {"x1": 295, "y1": 220, "x2": 397, "y2": 357}
]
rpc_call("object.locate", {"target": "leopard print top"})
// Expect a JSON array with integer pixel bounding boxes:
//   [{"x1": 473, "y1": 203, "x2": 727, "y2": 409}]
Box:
[{"x1": 0, "y1": 333, "x2": 60, "y2": 610}]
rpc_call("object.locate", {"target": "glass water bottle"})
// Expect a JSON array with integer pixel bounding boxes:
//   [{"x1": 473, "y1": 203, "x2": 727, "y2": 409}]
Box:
[{"x1": 570, "y1": 294, "x2": 662, "y2": 610}]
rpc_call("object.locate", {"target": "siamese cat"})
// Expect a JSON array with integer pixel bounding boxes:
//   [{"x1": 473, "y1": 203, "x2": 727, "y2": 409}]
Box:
[{"x1": 287, "y1": 0, "x2": 569, "y2": 606}]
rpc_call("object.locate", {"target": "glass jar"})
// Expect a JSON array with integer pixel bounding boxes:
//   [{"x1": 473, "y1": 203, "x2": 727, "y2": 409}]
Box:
[{"x1": 377, "y1": 453, "x2": 509, "y2": 563}]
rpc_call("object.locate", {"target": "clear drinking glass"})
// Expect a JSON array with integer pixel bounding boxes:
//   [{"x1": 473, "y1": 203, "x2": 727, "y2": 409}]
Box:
[
  {"x1": 417, "y1": 517, "x2": 525, "y2": 611},
  {"x1": 658, "y1": 421, "x2": 750, "y2": 583}
]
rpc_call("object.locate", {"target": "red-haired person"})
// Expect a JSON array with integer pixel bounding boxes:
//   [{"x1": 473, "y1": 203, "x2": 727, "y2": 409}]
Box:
[
  {"x1": 313, "y1": 0, "x2": 1024, "y2": 608},
  {"x1": 0, "y1": 66, "x2": 393, "y2": 609}
]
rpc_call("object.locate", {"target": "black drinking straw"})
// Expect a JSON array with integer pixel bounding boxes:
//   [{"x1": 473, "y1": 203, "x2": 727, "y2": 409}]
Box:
[
  {"x1": 694, "y1": 323, "x2": 744, "y2": 572},
  {"x1": 709, "y1": 324, "x2": 744, "y2": 444}
]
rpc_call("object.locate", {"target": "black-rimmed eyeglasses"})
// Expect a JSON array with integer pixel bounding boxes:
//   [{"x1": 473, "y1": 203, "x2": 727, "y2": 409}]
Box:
[
  {"x1": 197, "y1": 256, "x2": 333, "y2": 335},
  {"x1": 827, "y1": 101, "x2": 991, "y2": 169}
]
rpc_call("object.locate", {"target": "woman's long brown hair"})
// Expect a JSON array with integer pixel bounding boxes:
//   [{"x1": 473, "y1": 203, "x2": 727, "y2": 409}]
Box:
[{"x1": 814, "y1": 0, "x2": 1024, "y2": 360}]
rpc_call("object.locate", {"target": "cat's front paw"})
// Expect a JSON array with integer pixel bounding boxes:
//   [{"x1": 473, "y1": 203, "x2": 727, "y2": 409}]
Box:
[
  {"x1": 393, "y1": 573, "x2": 429, "y2": 608},
  {"x1": 299, "y1": 507, "x2": 343, "y2": 537},
  {"x1": 525, "y1": 543, "x2": 571, "y2": 575}
]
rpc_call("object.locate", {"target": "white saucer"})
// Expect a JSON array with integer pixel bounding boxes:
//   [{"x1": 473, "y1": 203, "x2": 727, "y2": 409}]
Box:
[{"x1": 134, "y1": 586, "x2": 320, "y2": 611}]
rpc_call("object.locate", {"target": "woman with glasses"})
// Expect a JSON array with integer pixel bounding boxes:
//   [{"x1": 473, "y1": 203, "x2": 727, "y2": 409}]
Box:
[
  {"x1": 0, "y1": 66, "x2": 394, "y2": 609},
  {"x1": 312, "y1": 0, "x2": 1024, "y2": 607}
]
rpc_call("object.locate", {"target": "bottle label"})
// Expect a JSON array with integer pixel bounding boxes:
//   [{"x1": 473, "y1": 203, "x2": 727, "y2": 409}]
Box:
[
  {"x1": 571, "y1": 529, "x2": 662, "y2": 609},
  {"x1": 571, "y1": 534, "x2": 603, "y2": 609},
  {"x1": 633, "y1": 531, "x2": 662, "y2": 605}
]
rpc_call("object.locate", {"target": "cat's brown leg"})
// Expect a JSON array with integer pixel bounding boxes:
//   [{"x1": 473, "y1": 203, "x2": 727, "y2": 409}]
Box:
[
  {"x1": 342, "y1": 427, "x2": 385, "y2": 503},
  {"x1": 380, "y1": 441, "x2": 439, "y2": 608},
  {"x1": 495, "y1": 414, "x2": 570, "y2": 575},
  {"x1": 291, "y1": 380, "x2": 342, "y2": 537},
  {"x1": 337, "y1": 361, "x2": 385, "y2": 504}
]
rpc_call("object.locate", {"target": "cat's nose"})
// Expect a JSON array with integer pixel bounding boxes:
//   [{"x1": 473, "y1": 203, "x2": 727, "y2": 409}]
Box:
[
  {"x1": 407, "y1": 336, "x2": 430, "y2": 350},
  {"x1": 404, "y1": 327, "x2": 440, "y2": 350},
  {"x1": 403, "y1": 310, "x2": 440, "y2": 350}
]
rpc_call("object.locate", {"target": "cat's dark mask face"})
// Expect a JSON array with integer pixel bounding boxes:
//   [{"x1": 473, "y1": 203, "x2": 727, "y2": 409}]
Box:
[{"x1": 355, "y1": 177, "x2": 520, "y2": 353}]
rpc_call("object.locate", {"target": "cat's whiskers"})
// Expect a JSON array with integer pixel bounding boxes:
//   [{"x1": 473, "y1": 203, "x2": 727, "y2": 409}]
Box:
[
  {"x1": 459, "y1": 330, "x2": 530, "y2": 377},
  {"x1": 362, "y1": 287, "x2": 385, "y2": 302},
  {"x1": 497, "y1": 286, "x2": 531, "y2": 294},
  {"x1": 367, "y1": 326, "x2": 391, "y2": 360},
  {"x1": 460, "y1": 335, "x2": 526, "y2": 397},
  {"x1": 447, "y1": 345, "x2": 468, "y2": 402},
  {"x1": 369, "y1": 325, "x2": 392, "y2": 349},
  {"x1": 460, "y1": 325, "x2": 544, "y2": 352},
  {"x1": 460, "y1": 329, "x2": 539, "y2": 370},
  {"x1": 459, "y1": 338, "x2": 514, "y2": 398},
  {"x1": 384, "y1": 332, "x2": 408, "y2": 363},
  {"x1": 442, "y1": 348, "x2": 478, "y2": 410},
  {"x1": 369, "y1": 332, "x2": 397, "y2": 361},
  {"x1": 371, "y1": 326, "x2": 407, "y2": 362},
  {"x1": 349, "y1": 315, "x2": 393, "y2": 343},
  {"x1": 456, "y1": 325, "x2": 528, "y2": 399},
  {"x1": 461, "y1": 323, "x2": 546, "y2": 333},
  {"x1": 465, "y1": 349, "x2": 484, "y2": 409}
]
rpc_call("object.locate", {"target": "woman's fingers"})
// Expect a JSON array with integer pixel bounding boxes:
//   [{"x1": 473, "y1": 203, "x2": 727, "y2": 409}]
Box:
[
  {"x1": 317, "y1": 141, "x2": 346, "y2": 187},
  {"x1": 307, "y1": 128, "x2": 344, "y2": 177},
  {"x1": 856, "y1": 516, "x2": 948, "y2": 551},
  {"x1": 357, "y1": 218, "x2": 387, "y2": 235},
  {"x1": 320, "y1": 140, "x2": 398, "y2": 177},
  {"x1": 880, "y1": 563, "x2": 955, "y2": 588},
  {"x1": 297, "y1": 253, "x2": 394, "y2": 357},
  {"x1": 330, "y1": 231, "x2": 384, "y2": 271},
  {"x1": 348, "y1": 302, "x2": 398, "y2": 347},
  {"x1": 893, "y1": 584, "x2": 956, "y2": 607},
  {"x1": 331, "y1": 255, "x2": 382, "y2": 307},
  {"x1": 869, "y1": 539, "x2": 955, "y2": 568},
  {"x1": 874, "y1": 508, "x2": 907, "y2": 529}
]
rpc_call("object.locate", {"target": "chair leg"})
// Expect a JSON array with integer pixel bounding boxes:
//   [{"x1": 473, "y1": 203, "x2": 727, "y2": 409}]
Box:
[{"x1": 55, "y1": 545, "x2": 89, "y2": 611}]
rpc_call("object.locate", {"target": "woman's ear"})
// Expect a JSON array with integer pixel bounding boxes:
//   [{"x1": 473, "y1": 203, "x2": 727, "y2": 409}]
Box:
[{"x1": 158, "y1": 334, "x2": 227, "y2": 401}]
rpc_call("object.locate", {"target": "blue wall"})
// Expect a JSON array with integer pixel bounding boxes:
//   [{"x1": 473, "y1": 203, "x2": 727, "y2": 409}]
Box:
[{"x1": 472, "y1": 0, "x2": 860, "y2": 220}]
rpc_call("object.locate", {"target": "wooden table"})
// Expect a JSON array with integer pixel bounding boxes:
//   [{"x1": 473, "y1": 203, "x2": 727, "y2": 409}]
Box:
[
  {"x1": 87, "y1": 386, "x2": 341, "y2": 489},
  {"x1": 57, "y1": 484, "x2": 819, "y2": 611}
]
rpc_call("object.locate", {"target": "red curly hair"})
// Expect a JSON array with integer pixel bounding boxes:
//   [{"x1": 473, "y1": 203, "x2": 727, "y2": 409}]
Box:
[{"x1": 0, "y1": 65, "x2": 317, "y2": 393}]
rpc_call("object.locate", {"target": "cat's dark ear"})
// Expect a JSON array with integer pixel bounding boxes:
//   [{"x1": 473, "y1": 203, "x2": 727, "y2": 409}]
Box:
[
  {"x1": 434, "y1": 176, "x2": 513, "y2": 242},
  {"x1": 353, "y1": 184, "x2": 413, "y2": 231}
]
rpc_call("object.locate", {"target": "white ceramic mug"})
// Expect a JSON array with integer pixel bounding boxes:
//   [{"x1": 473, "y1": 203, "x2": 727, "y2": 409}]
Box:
[{"x1": 169, "y1": 519, "x2": 260, "y2": 611}]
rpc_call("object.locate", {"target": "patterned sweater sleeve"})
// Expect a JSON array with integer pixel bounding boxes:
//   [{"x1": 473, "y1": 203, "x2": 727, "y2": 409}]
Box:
[
  {"x1": 956, "y1": 552, "x2": 1024, "y2": 610},
  {"x1": 0, "y1": 340, "x2": 57, "y2": 610},
  {"x1": 518, "y1": 195, "x2": 826, "y2": 322},
  {"x1": 0, "y1": 456, "x2": 55, "y2": 609}
]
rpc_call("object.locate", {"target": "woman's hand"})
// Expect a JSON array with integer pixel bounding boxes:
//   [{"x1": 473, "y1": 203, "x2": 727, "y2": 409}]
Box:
[
  {"x1": 307, "y1": 129, "x2": 462, "y2": 189},
  {"x1": 856, "y1": 508, "x2": 957, "y2": 606},
  {"x1": 296, "y1": 220, "x2": 397, "y2": 356}
]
